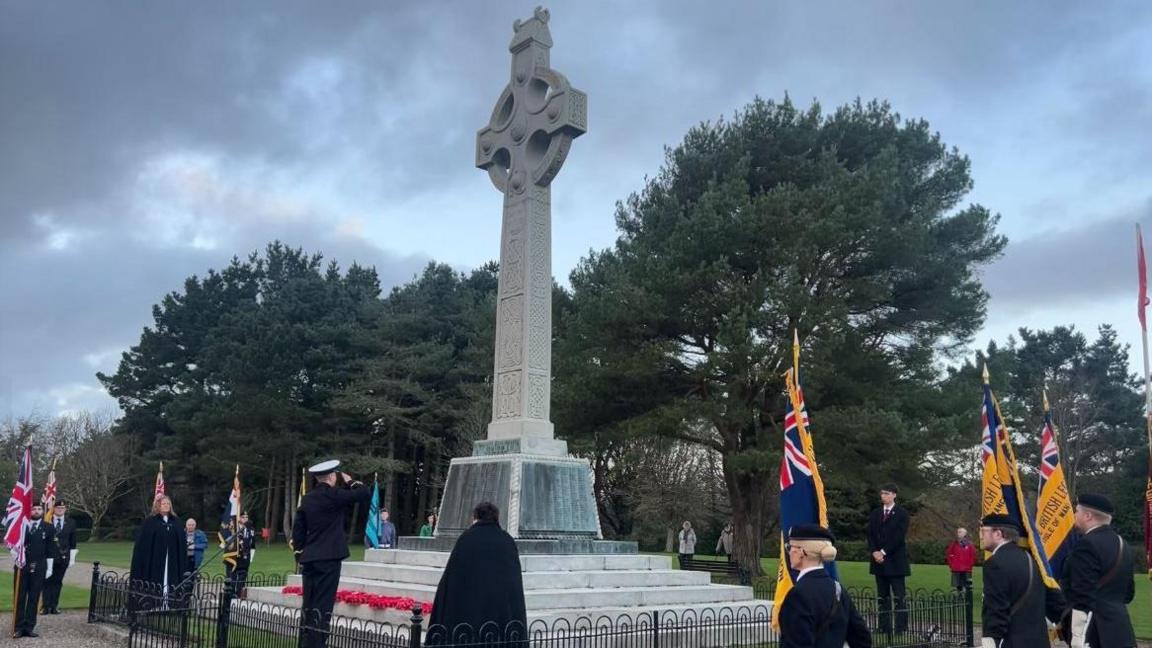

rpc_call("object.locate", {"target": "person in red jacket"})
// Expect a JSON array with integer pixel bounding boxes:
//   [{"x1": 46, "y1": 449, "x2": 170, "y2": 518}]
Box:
[{"x1": 945, "y1": 527, "x2": 977, "y2": 590}]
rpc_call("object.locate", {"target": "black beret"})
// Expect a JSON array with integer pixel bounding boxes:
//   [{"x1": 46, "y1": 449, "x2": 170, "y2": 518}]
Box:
[
  {"x1": 1076, "y1": 493, "x2": 1114, "y2": 515},
  {"x1": 53, "y1": 501, "x2": 66, "y2": 507},
  {"x1": 981, "y1": 514, "x2": 1022, "y2": 533},
  {"x1": 788, "y1": 524, "x2": 835, "y2": 543}
]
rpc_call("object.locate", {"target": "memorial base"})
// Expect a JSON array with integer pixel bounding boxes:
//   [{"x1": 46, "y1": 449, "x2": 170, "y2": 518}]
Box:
[{"x1": 435, "y1": 451, "x2": 602, "y2": 539}]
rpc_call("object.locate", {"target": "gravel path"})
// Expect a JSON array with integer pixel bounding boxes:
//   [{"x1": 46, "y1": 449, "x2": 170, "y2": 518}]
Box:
[{"x1": 7, "y1": 611, "x2": 125, "y2": 646}]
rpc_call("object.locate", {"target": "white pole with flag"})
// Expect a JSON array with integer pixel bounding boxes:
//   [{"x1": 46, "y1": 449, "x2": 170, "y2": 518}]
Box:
[{"x1": 1137, "y1": 224, "x2": 1152, "y2": 584}]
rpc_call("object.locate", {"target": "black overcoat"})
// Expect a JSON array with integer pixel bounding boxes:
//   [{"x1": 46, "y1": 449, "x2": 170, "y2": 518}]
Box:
[
  {"x1": 1065, "y1": 525, "x2": 1136, "y2": 648},
  {"x1": 981, "y1": 542, "x2": 1066, "y2": 647},
  {"x1": 866, "y1": 506, "x2": 911, "y2": 577},
  {"x1": 427, "y1": 520, "x2": 527, "y2": 647},
  {"x1": 130, "y1": 514, "x2": 187, "y2": 589},
  {"x1": 778, "y1": 569, "x2": 871, "y2": 648}
]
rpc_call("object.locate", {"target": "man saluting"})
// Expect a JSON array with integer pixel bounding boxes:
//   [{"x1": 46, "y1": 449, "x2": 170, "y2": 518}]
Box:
[{"x1": 292, "y1": 460, "x2": 371, "y2": 648}]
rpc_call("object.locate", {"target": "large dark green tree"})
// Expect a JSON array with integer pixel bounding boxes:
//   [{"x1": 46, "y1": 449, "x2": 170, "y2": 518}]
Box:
[{"x1": 558, "y1": 97, "x2": 1006, "y2": 573}]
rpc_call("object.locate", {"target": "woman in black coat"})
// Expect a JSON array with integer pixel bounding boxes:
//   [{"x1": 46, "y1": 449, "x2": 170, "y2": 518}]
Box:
[
  {"x1": 129, "y1": 495, "x2": 187, "y2": 609},
  {"x1": 426, "y1": 502, "x2": 527, "y2": 648}
]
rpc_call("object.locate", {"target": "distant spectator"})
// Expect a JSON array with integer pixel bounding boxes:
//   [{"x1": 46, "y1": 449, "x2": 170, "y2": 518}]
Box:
[
  {"x1": 365, "y1": 509, "x2": 398, "y2": 548},
  {"x1": 677, "y1": 521, "x2": 697, "y2": 565},
  {"x1": 715, "y1": 523, "x2": 734, "y2": 561},
  {"x1": 185, "y1": 518, "x2": 208, "y2": 571},
  {"x1": 945, "y1": 527, "x2": 976, "y2": 591},
  {"x1": 420, "y1": 513, "x2": 437, "y2": 538}
]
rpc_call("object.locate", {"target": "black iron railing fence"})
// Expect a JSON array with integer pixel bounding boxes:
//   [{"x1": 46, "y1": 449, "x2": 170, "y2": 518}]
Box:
[{"x1": 87, "y1": 562, "x2": 974, "y2": 648}]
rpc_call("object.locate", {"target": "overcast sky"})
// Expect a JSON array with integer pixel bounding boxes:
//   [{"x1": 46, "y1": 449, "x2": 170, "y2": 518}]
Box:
[{"x1": 2, "y1": 1, "x2": 1151, "y2": 419}]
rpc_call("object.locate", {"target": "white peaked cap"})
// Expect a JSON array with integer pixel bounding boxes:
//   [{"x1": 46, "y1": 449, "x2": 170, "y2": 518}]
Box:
[{"x1": 308, "y1": 459, "x2": 341, "y2": 475}]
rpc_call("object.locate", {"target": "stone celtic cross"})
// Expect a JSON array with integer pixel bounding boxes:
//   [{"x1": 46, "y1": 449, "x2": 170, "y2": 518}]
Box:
[{"x1": 476, "y1": 7, "x2": 586, "y2": 444}]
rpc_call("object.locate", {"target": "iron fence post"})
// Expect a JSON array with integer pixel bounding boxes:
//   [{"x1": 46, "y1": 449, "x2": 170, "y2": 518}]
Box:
[
  {"x1": 216, "y1": 586, "x2": 233, "y2": 648},
  {"x1": 87, "y1": 561, "x2": 101, "y2": 623},
  {"x1": 651, "y1": 610, "x2": 660, "y2": 648},
  {"x1": 964, "y1": 584, "x2": 974, "y2": 647},
  {"x1": 410, "y1": 603, "x2": 424, "y2": 648}
]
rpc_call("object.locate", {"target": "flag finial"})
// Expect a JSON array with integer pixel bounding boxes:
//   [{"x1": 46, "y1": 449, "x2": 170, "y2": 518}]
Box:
[
  {"x1": 792, "y1": 329, "x2": 800, "y2": 376},
  {"x1": 1042, "y1": 387, "x2": 1050, "y2": 413},
  {"x1": 982, "y1": 363, "x2": 990, "y2": 385}
]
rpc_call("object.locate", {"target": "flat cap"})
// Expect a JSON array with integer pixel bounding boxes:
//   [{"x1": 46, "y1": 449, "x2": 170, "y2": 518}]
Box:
[
  {"x1": 788, "y1": 524, "x2": 835, "y2": 543},
  {"x1": 1076, "y1": 493, "x2": 1114, "y2": 515},
  {"x1": 981, "y1": 514, "x2": 1022, "y2": 533}
]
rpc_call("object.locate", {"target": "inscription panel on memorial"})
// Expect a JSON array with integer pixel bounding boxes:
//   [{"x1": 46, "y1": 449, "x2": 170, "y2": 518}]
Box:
[
  {"x1": 438, "y1": 461, "x2": 511, "y2": 534},
  {"x1": 517, "y1": 462, "x2": 599, "y2": 537}
]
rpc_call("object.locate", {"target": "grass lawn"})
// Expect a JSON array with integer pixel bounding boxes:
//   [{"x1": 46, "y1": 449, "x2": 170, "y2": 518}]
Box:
[
  {"x1": 0, "y1": 573, "x2": 89, "y2": 613},
  {"x1": 83, "y1": 540, "x2": 303, "y2": 578},
  {"x1": 664, "y1": 553, "x2": 1152, "y2": 640}
]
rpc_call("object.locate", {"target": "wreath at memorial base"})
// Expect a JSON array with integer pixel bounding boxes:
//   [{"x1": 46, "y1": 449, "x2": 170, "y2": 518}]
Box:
[{"x1": 281, "y1": 585, "x2": 433, "y2": 615}]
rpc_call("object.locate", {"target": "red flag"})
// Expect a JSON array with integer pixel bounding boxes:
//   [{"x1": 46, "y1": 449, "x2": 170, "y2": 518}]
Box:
[
  {"x1": 4, "y1": 447, "x2": 34, "y2": 568},
  {"x1": 1139, "y1": 225, "x2": 1149, "y2": 331}
]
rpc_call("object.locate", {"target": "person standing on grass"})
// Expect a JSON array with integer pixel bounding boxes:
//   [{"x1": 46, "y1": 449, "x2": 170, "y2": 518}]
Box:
[
  {"x1": 1064, "y1": 493, "x2": 1136, "y2": 648},
  {"x1": 978, "y1": 514, "x2": 1066, "y2": 648},
  {"x1": 778, "y1": 524, "x2": 871, "y2": 648},
  {"x1": 184, "y1": 518, "x2": 208, "y2": 572},
  {"x1": 866, "y1": 483, "x2": 910, "y2": 636},
  {"x1": 41, "y1": 500, "x2": 77, "y2": 615},
  {"x1": 715, "y1": 522, "x2": 734, "y2": 561},
  {"x1": 129, "y1": 495, "x2": 186, "y2": 609},
  {"x1": 12, "y1": 503, "x2": 55, "y2": 639},
  {"x1": 677, "y1": 520, "x2": 696, "y2": 566},
  {"x1": 946, "y1": 527, "x2": 977, "y2": 591}
]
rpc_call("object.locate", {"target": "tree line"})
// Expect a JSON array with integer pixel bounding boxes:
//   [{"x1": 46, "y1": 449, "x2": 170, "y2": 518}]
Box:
[{"x1": 5, "y1": 96, "x2": 1144, "y2": 577}]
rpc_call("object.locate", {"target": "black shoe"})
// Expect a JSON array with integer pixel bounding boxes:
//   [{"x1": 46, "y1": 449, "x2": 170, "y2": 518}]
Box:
[{"x1": 23, "y1": 631, "x2": 40, "y2": 638}]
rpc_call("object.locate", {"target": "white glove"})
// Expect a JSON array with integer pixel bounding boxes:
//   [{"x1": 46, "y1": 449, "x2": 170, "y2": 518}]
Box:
[
  {"x1": 70, "y1": 549, "x2": 78, "y2": 563},
  {"x1": 219, "y1": 543, "x2": 226, "y2": 549},
  {"x1": 45, "y1": 558, "x2": 54, "y2": 579},
  {"x1": 981, "y1": 638, "x2": 999, "y2": 648},
  {"x1": 249, "y1": 548, "x2": 255, "y2": 562},
  {"x1": 1070, "y1": 610, "x2": 1089, "y2": 648}
]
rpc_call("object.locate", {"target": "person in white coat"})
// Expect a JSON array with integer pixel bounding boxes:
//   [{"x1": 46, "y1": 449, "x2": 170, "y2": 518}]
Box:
[{"x1": 677, "y1": 520, "x2": 697, "y2": 566}]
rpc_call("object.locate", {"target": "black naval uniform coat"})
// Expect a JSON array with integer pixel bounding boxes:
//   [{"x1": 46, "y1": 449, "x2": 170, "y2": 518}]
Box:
[
  {"x1": 1065, "y1": 525, "x2": 1136, "y2": 648},
  {"x1": 981, "y1": 542, "x2": 1066, "y2": 648},
  {"x1": 14, "y1": 520, "x2": 57, "y2": 635},
  {"x1": 292, "y1": 480, "x2": 372, "y2": 648},
  {"x1": 44, "y1": 515, "x2": 78, "y2": 611},
  {"x1": 778, "y1": 568, "x2": 871, "y2": 648}
]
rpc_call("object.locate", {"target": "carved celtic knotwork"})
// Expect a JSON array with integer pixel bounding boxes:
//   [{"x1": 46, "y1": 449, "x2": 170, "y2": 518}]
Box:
[
  {"x1": 498, "y1": 296, "x2": 525, "y2": 370},
  {"x1": 496, "y1": 371, "x2": 522, "y2": 419},
  {"x1": 527, "y1": 374, "x2": 547, "y2": 419}
]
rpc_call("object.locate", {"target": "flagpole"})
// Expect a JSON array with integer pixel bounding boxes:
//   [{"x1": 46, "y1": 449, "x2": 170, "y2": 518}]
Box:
[{"x1": 1140, "y1": 225, "x2": 1152, "y2": 584}]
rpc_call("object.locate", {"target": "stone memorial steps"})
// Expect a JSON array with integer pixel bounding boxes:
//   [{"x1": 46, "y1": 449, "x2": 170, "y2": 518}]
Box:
[
  {"x1": 342, "y1": 561, "x2": 711, "y2": 589},
  {"x1": 365, "y1": 548, "x2": 672, "y2": 572}
]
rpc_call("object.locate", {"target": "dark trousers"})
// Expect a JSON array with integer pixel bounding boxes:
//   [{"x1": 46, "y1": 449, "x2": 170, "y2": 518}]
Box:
[
  {"x1": 875, "y1": 574, "x2": 908, "y2": 633},
  {"x1": 299, "y1": 559, "x2": 342, "y2": 648},
  {"x1": 226, "y1": 559, "x2": 251, "y2": 597},
  {"x1": 42, "y1": 558, "x2": 69, "y2": 611},
  {"x1": 14, "y1": 564, "x2": 46, "y2": 635}
]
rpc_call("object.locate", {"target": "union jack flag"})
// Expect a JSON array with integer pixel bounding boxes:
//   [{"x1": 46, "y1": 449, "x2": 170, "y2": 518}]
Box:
[
  {"x1": 779, "y1": 382, "x2": 812, "y2": 489},
  {"x1": 5, "y1": 447, "x2": 34, "y2": 568},
  {"x1": 1039, "y1": 414, "x2": 1059, "y2": 490},
  {"x1": 154, "y1": 462, "x2": 166, "y2": 501},
  {"x1": 980, "y1": 387, "x2": 1000, "y2": 466},
  {"x1": 42, "y1": 462, "x2": 57, "y2": 524}
]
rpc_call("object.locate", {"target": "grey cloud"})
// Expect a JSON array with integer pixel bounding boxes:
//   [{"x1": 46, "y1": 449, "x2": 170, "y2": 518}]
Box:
[{"x1": 980, "y1": 203, "x2": 1152, "y2": 316}]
